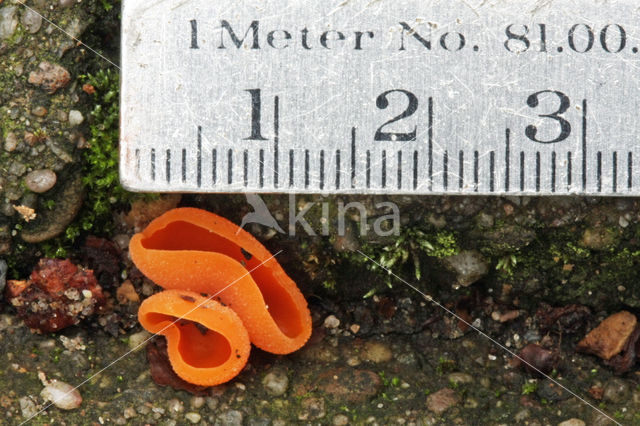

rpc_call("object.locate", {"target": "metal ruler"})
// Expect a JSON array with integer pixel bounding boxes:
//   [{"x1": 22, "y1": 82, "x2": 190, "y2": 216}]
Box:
[{"x1": 120, "y1": 0, "x2": 640, "y2": 195}]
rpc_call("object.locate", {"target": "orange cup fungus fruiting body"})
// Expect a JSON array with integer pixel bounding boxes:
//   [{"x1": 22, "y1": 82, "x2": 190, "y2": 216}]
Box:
[
  {"x1": 138, "y1": 289, "x2": 251, "y2": 387},
  {"x1": 131, "y1": 207, "x2": 312, "y2": 386}
]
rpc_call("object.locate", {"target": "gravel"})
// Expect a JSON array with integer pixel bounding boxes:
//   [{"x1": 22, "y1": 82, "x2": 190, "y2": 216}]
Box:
[{"x1": 24, "y1": 169, "x2": 57, "y2": 193}]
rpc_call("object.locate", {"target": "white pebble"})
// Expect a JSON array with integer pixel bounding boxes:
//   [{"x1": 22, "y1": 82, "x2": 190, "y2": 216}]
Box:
[
  {"x1": 40, "y1": 380, "x2": 82, "y2": 410},
  {"x1": 68, "y1": 110, "x2": 84, "y2": 126},
  {"x1": 323, "y1": 315, "x2": 340, "y2": 329}
]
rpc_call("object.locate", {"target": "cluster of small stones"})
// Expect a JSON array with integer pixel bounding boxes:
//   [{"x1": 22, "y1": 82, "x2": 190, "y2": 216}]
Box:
[{"x1": 0, "y1": 0, "x2": 94, "y2": 252}]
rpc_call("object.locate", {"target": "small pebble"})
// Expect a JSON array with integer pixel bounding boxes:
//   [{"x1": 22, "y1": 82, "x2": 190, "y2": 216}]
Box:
[
  {"x1": 324, "y1": 315, "x2": 340, "y2": 329},
  {"x1": 4, "y1": 132, "x2": 18, "y2": 152},
  {"x1": 31, "y1": 106, "x2": 47, "y2": 117},
  {"x1": 332, "y1": 414, "x2": 349, "y2": 425},
  {"x1": 128, "y1": 330, "x2": 151, "y2": 351},
  {"x1": 123, "y1": 407, "x2": 136, "y2": 419},
  {"x1": 19, "y1": 396, "x2": 38, "y2": 419},
  {"x1": 21, "y1": 8, "x2": 43, "y2": 33},
  {"x1": 185, "y1": 412, "x2": 201, "y2": 424},
  {"x1": 262, "y1": 368, "x2": 289, "y2": 396},
  {"x1": 41, "y1": 380, "x2": 82, "y2": 410},
  {"x1": 24, "y1": 169, "x2": 57, "y2": 193},
  {"x1": 558, "y1": 419, "x2": 586, "y2": 426},
  {"x1": 68, "y1": 110, "x2": 84, "y2": 126},
  {"x1": 190, "y1": 396, "x2": 205, "y2": 409}
]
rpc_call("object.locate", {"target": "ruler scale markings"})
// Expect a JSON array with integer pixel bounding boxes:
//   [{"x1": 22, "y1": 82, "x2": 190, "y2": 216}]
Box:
[
  {"x1": 135, "y1": 149, "x2": 140, "y2": 178},
  {"x1": 520, "y1": 152, "x2": 525, "y2": 192},
  {"x1": 413, "y1": 150, "x2": 418, "y2": 190},
  {"x1": 473, "y1": 150, "x2": 479, "y2": 192},
  {"x1": 351, "y1": 128, "x2": 356, "y2": 189},
  {"x1": 274, "y1": 96, "x2": 279, "y2": 188},
  {"x1": 397, "y1": 151, "x2": 402, "y2": 190},
  {"x1": 381, "y1": 150, "x2": 387, "y2": 188},
  {"x1": 505, "y1": 129, "x2": 510, "y2": 192},
  {"x1": 304, "y1": 150, "x2": 310, "y2": 189},
  {"x1": 628, "y1": 152, "x2": 633, "y2": 190},
  {"x1": 244, "y1": 150, "x2": 249, "y2": 187},
  {"x1": 319, "y1": 150, "x2": 325, "y2": 190},
  {"x1": 336, "y1": 150, "x2": 341, "y2": 189},
  {"x1": 122, "y1": 2, "x2": 640, "y2": 199},
  {"x1": 166, "y1": 149, "x2": 171, "y2": 183},
  {"x1": 567, "y1": 152, "x2": 572, "y2": 190},
  {"x1": 443, "y1": 150, "x2": 448, "y2": 190},
  {"x1": 489, "y1": 151, "x2": 495, "y2": 192},
  {"x1": 182, "y1": 149, "x2": 187, "y2": 183},
  {"x1": 428, "y1": 97, "x2": 433, "y2": 191},
  {"x1": 458, "y1": 150, "x2": 464, "y2": 190},
  {"x1": 551, "y1": 151, "x2": 556, "y2": 193},
  {"x1": 595, "y1": 150, "x2": 602, "y2": 192},
  {"x1": 212, "y1": 149, "x2": 217, "y2": 185},
  {"x1": 366, "y1": 150, "x2": 371, "y2": 189},
  {"x1": 289, "y1": 150, "x2": 294, "y2": 187},
  {"x1": 535, "y1": 152, "x2": 540, "y2": 192},
  {"x1": 197, "y1": 126, "x2": 202, "y2": 188},
  {"x1": 150, "y1": 148, "x2": 156, "y2": 181},
  {"x1": 612, "y1": 151, "x2": 617, "y2": 193},
  {"x1": 227, "y1": 149, "x2": 232, "y2": 185},
  {"x1": 259, "y1": 149, "x2": 264, "y2": 188},
  {"x1": 582, "y1": 99, "x2": 587, "y2": 191}
]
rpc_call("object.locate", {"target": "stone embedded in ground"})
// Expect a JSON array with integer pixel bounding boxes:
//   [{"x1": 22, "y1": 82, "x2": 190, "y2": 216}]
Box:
[
  {"x1": 5, "y1": 258, "x2": 104, "y2": 333},
  {"x1": 558, "y1": 419, "x2": 586, "y2": 426},
  {"x1": 577, "y1": 311, "x2": 637, "y2": 360},
  {"x1": 515, "y1": 343, "x2": 559, "y2": 376},
  {"x1": 68, "y1": 110, "x2": 84, "y2": 126},
  {"x1": 442, "y1": 250, "x2": 488, "y2": 287},
  {"x1": 602, "y1": 377, "x2": 630, "y2": 404},
  {"x1": 0, "y1": 6, "x2": 18, "y2": 40},
  {"x1": 298, "y1": 397, "x2": 326, "y2": 421},
  {"x1": 426, "y1": 388, "x2": 460, "y2": 415},
  {"x1": 28, "y1": 62, "x2": 71, "y2": 94},
  {"x1": 20, "y1": 8, "x2": 42, "y2": 34},
  {"x1": 362, "y1": 341, "x2": 393, "y2": 363},
  {"x1": 315, "y1": 367, "x2": 382, "y2": 403},
  {"x1": 40, "y1": 380, "x2": 82, "y2": 410},
  {"x1": 262, "y1": 368, "x2": 289, "y2": 396},
  {"x1": 24, "y1": 169, "x2": 57, "y2": 193}
]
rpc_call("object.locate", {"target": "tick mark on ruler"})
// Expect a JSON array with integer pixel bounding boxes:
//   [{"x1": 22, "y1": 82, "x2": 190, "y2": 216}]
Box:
[
  {"x1": 628, "y1": 152, "x2": 633, "y2": 190},
  {"x1": 551, "y1": 151, "x2": 556, "y2": 193},
  {"x1": 336, "y1": 150, "x2": 341, "y2": 189},
  {"x1": 381, "y1": 150, "x2": 387, "y2": 188},
  {"x1": 458, "y1": 150, "x2": 464, "y2": 190},
  {"x1": 135, "y1": 149, "x2": 140, "y2": 177},
  {"x1": 274, "y1": 96, "x2": 279, "y2": 188},
  {"x1": 582, "y1": 99, "x2": 587, "y2": 191},
  {"x1": 428, "y1": 97, "x2": 434, "y2": 191},
  {"x1": 212, "y1": 149, "x2": 217, "y2": 185},
  {"x1": 197, "y1": 126, "x2": 202, "y2": 188},
  {"x1": 535, "y1": 152, "x2": 540, "y2": 192},
  {"x1": 443, "y1": 150, "x2": 448, "y2": 190},
  {"x1": 366, "y1": 150, "x2": 371, "y2": 189},
  {"x1": 505, "y1": 129, "x2": 510, "y2": 192},
  {"x1": 612, "y1": 151, "x2": 617, "y2": 193},
  {"x1": 567, "y1": 151, "x2": 572, "y2": 189},
  {"x1": 489, "y1": 151, "x2": 495, "y2": 192},
  {"x1": 597, "y1": 151, "x2": 602, "y2": 192},
  {"x1": 166, "y1": 149, "x2": 171, "y2": 183},
  {"x1": 319, "y1": 150, "x2": 325, "y2": 190},
  {"x1": 259, "y1": 149, "x2": 264, "y2": 188},
  {"x1": 227, "y1": 149, "x2": 233, "y2": 184},
  {"x1": 304, "y1": 150, "x2": 310, "y2": 188},
  {"x1": 244, "y1": 150, "x2": 249, "y2": 187},
  {"x1": 397, "y1": 151, "x2": 402, "y2": 190},
  {"x1": 473, "y1": 150, "x2": 479, "y2": 192},
  {"x1": 151, "y1": 148, "x2": 156, "y2": 181},
  {"x1": 520, "y1": 152, "x2": 525, "y2": 192},
  {"x1": 182, "y1": 149, "x2": 187, "y2": 183},
  {"x1": 289, "y1": 150, "x2": 294, "y2": 187},
  {"x1": 351, "y1": 128, "x2": 356, "y2": 189},
  {"x1": 412, "y1": 150, "x2": 418, "y2": 190}
]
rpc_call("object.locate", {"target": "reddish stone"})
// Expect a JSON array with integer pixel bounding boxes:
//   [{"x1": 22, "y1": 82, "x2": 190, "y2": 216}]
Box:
[
  {"x1": 5, "y1": 258, "x2": 104, "y2": 332},
  {"x1": 28, "y1": 62, "x2": 71, "y2": 94}
]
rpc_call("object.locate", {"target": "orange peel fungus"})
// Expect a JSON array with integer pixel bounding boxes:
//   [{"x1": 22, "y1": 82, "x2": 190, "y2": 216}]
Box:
[{"x1": 130, "y1": 207, "x2": 312, "y2": 386}]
